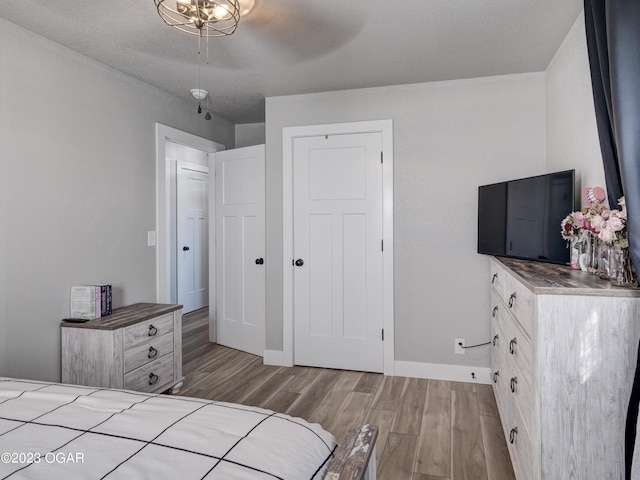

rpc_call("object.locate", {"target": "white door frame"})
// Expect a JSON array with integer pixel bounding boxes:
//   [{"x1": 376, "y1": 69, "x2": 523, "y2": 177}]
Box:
[
  {"x1": 282, "y1": 120, "x2": 395, "y2": 375},
  {"x1": 155, "y1": 123, "x2": 223, "y2": 308}
]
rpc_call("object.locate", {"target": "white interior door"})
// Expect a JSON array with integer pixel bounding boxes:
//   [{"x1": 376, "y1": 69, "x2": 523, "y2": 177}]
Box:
[
  {"x1": 293, "y1": 133, "x2": 384, "y2": 372},
  {"x1": 177, "y1": 162, "x2": 208, "y2": 314},
  {"x1": 215, "y1": 145, "x2": 265, "y2": 356}
]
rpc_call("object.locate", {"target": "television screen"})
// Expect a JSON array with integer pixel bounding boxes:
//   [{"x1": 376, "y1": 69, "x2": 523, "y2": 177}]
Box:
[{"x1": 477, "y1": 170, "x2": 575, "y2": 264}]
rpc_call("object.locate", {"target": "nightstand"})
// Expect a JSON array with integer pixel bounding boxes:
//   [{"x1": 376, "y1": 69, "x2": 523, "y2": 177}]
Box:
[{"x1": 61, "y1": 303, "x2": 183, "y2": 394}]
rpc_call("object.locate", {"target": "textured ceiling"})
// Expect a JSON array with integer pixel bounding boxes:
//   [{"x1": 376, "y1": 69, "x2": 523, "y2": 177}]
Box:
[{"x1": 0, "y1": 0, "x2": 583, "y2": 124}]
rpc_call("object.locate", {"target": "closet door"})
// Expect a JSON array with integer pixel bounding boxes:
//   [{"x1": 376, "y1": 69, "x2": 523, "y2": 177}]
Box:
[
  {"x1": 215, "y1": 145, "x2": 265, "y2": 356},
  {"x1": 292, "y1": 133, "x2": 384, "y2": 372}
]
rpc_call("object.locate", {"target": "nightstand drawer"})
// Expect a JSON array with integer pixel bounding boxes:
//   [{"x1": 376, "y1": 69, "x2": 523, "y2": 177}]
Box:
[
  {"x1": 124, "y1": 353, "x2": 174, "y2": 393},
  {"x1": 124, "y1": 331, "x2": 174, "y2": 373},
  {"x1": 124, "y1": 313, "x2": 174, "y2": 349}
]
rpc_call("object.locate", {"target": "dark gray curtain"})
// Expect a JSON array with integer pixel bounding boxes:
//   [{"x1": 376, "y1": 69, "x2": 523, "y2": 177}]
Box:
[{"x1": 584, "y1": 1, "x2": 640, "y2": 478}]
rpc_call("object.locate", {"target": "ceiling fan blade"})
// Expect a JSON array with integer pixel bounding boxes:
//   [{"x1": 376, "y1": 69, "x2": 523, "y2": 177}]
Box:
[{"x1": 240, "y1": 0, "x2": 367, "y2": 64}]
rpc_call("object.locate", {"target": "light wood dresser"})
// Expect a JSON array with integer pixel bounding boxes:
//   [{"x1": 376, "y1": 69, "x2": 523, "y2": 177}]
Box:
[
  {"x1": 61, "y1": 303, "x2": 183, "y2": 394},
  {"x1": 490, "y1": 256, "x2": 640, "y2": 480}
]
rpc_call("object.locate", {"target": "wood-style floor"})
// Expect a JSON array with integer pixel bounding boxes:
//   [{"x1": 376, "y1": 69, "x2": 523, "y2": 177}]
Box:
[{"x1": 179, "y1": 308, "x2": 516, "y2": 480}]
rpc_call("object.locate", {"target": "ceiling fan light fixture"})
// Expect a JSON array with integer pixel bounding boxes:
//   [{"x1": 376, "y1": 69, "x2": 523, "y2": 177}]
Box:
[
  {"x1": 212, "y1": 4, "x2": 231, "y2": 20},
  {"x1": 154, "y1": 0, "x2": 240, "y2": 37}
]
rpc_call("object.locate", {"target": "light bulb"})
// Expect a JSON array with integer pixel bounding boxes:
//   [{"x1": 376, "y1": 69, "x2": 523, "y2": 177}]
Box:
[{"x1": 212, "y1": 4, "x2": 230, "y2": 19}]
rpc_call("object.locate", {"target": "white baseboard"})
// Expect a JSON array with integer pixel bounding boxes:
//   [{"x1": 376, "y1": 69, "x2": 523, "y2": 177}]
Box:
[
  {"x1": 261, "y1": 352, "x2": 491, "y2": 384},
  {"x1": 394, "y1": 360, "x2": 492, "y2": 384},
  {"x1": 263, "y1": 350, "x2": 293, "y2": 367}
]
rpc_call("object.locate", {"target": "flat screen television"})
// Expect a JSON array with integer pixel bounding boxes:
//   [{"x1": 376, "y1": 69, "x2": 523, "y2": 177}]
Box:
[{"x1": 477, "y1": 170, "x2": 575, "y2": 265}]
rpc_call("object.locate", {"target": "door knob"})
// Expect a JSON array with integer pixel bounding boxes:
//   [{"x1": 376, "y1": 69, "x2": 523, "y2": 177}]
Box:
[
  {"x1": 183, "y1": 246, "x2": 190, "y2": 251},
  {"x1": 255, "y1": 258, "x2": 264, "y2": 265},
  {"x1": 295, "y1": 259, "x2": 304, "y2": 267}
]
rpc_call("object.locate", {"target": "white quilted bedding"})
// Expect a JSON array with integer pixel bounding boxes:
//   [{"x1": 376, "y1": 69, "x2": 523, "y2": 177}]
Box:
[{"x1": 0, "y1": 378, "x2": 337, "y2": 480}]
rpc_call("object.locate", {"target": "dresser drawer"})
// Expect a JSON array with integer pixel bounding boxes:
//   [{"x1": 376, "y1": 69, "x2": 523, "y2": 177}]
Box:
[
  {"x1": 490, "y1": 261, "x2": 507, "y2": 302},
  {"x1": 501, "y1": 312, "x2": 533, "y2": 385},
  {"x1": 124, "y1": 353, "x2": 174, "y2": 393},
  {"x1": 492, "y1": 294, "x2": 532, "y2": 377},
  {"x1": 506, "y1": 368, "x2": 535, "y2": 439},
  {"x1": 124, "y1": 313, "x2": 174, "y2": 349},
  {"x1": 493, "y1": 301, "x2": 535, "y2": 424},
  {"x1": 124, "y1": 331, "x2": 174, "y2": 373},
  {"x1": 503, "y1": 274, "x2": 535, "y2": 338},
  {"x1": 508, "y1": 414, "x2": 534, "y2": 480},
  {"x1": 494, "y1": 364, "x2": 534, "y2": 480}
]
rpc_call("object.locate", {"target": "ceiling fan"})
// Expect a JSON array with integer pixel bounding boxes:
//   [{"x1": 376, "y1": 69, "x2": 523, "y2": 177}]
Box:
[
  {"x1": 154, "y1": 0, "x2": 366, "y2": 64},
  {"x1": 154, "y1": 0, "x2": 243, "y2": 37}
]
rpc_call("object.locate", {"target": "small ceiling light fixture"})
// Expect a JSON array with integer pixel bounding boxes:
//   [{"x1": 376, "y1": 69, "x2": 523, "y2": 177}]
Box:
[
  {"x1": 190, "y1": 88, "x2": 208, "y2": 100},
  {"x1": 154, "y1": 0, "x2": 240, "y2": 37},
  {"x1": 191, "y1": 89, "x2": 213, "y2": 121}
]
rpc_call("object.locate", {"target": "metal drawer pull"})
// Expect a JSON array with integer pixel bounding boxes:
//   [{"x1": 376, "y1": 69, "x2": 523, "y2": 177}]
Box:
[
  {"x1": 493, "y1": 334, "x2": 499, "y2": 346},
  {"x1": 148, "y1": 373, "x2": 159, "y2": 385},
  {"x1": 148, "y1": 325, "x2": 158, "y2": 336},
  {"x1": 148, "y1": 346, "x2": 158, "y2": 359},
  {"x1": 493, "y1": 371, "x2": 500, "y2": 383},
  {"x1": 492, "y1": 273, "x2": 498, "y2": 284},
  {"x1": 492, "y1": 306, "x2": 499, "y2": 318},
  {"x1": 509, "y1": 338, "x2": 517, "y2": 354},
  {"x1": 509, "y1": 427, "x2": 518, "y2": 444},
  {"x1": 508, "y1": 292, "x2": 516, "y2": 308},
  {"x1": 510, "y1": 376, "x2": 518, "y2": 393}
]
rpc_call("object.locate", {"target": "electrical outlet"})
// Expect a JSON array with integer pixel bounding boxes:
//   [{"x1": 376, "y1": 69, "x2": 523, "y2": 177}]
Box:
[{"x1": 455, "y1": 338, "x2": 465, "y2": 355}]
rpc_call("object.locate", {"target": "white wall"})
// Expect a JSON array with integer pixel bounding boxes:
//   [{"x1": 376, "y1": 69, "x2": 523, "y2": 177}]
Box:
[
  {"x1": 265, "y1": 74, "x2": 547, "y2": 370},
  {"x1": 0, "y1": 19, "x2": 234, "y2": 381},
  {"x1": 546, "y1": 11, "x2": 604, "y2": 202},
  {"x1": 0, "y1": 10, "x2": 601, "y2": 381},
  {"x1": 235, "y1": 122, "x2": 266, "y2": 148}
]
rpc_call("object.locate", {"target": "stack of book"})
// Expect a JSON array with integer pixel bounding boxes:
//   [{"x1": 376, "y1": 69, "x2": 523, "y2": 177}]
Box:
[{"x1": 70, "y1": 285, "x2": 112, "y2": 320}]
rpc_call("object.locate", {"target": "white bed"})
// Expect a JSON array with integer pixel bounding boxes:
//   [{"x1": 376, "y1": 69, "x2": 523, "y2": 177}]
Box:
[{"x1": 0, "y1": 378, "x2": 376, "y2": 480}]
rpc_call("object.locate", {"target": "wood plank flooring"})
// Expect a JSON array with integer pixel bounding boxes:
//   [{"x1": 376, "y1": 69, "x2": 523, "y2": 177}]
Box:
[{"x1": 179, "y1": 308, "x2": 516, "y2": 480}]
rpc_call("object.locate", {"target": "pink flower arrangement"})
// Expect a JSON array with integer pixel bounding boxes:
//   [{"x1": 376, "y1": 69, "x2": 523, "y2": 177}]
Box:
[
  {"x1": 561, "y1": 196, "x2": 628, "y2": 248},
  {"x1": 561, "y1": 210, "x2": 588, "y2": 242},
  {"x1": 592, "y1": 197, "x2": 628, "y2": 248}
]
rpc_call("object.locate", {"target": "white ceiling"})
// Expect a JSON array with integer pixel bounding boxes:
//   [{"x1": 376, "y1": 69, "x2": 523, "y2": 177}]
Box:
[{"x1": 0, "y1": 0, "x2": 583, "y2": 124}]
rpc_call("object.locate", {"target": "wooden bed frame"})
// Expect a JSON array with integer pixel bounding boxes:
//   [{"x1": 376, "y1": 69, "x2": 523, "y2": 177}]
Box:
[{"x1": 326, "y1": 424, "x2": 378, "y2": 480}]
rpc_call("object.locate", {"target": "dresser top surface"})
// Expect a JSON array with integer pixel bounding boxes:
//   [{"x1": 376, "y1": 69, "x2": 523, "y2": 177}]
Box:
[
  {"x1": 493, "y1": 256, "x2": 640, "y2": 297},
  {"x1": 61, "y1": 303, "x2": 183, "y2": 330}
]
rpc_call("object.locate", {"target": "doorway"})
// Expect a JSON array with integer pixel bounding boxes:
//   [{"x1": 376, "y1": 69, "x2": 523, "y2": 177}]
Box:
[
  {"x1": 177, "y1": 161, "x2": 209, "y2": 313},
  {"x1": 155, "y1": 124, "x2": 223, "y2": 329}
]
